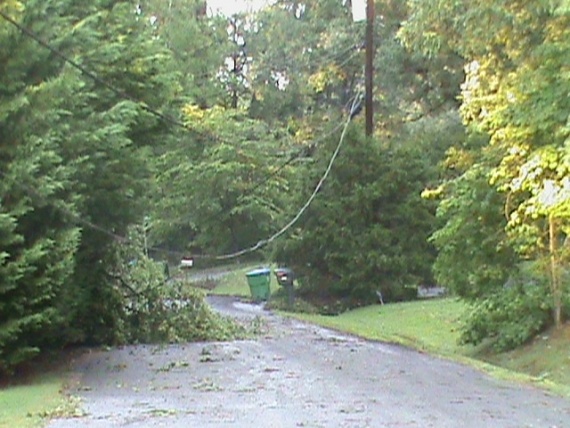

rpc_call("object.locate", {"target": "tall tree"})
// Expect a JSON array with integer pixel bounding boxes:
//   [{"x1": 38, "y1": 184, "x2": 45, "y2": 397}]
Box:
[
  {"x1": 139, "y1": 0, "x2": 229, "y2": 108},
  {"x1": 0, "y1": 0, "x2": 185, "y2": 371},
  {"x1": 246, "y1": 0, "x2": 364, "y2": 124},
  {"x1": 273, "y1": 124, "x2": 451, "y2": 307},
  {"x1": 265, "y1": 0, "x2": 464, "y2": 307},
  {"x1": 401, "y1": 0, "x2": 570, "y2": 344},
  {"x1": 0, "y1": 0, "x2": 88, "y2": 372}
]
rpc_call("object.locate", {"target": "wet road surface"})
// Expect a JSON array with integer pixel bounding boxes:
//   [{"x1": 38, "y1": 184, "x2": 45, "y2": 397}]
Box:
[{"x1": 47, "y1": 296, "x2": 570, "y2": 427}]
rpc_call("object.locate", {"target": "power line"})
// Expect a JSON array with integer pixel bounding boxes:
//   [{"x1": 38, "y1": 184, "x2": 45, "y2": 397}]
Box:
[
  {"x1": 283, "y1": 41, "x2": 363, "y2": 74},
  {"x1": 0, "y1": 99, "x2": 358, "y2": 262},
  {"x1": 0, "y1": 9, "x2": 364, "y2": 261},
  {"x1": 166, "y1": 117, "x2": 349, "y2": 258},
  {"x1": 0, "y1": 9, "x2": 197, "y2": 134},
  {"x1": 0, "y1": 9, "x2": 359, "y2": 148},
  {"x1": 0, "y1": 168, "x2": 220, "y2": 259},
  {"x1": 258, "y1": 43, "x2": 362, "y2": 84},
  {"x1": 215, "y1": 91, "x2": 362, "y2": 260},
  {"x1": 336, "y1": 48, "x2": 362, "y2": 69},
  {"x1": 310, "y1": 42, "x2": 364, "y2": 70},
  {"x1": 241, "y1": 119, "x2": 346, "y2": 199}
]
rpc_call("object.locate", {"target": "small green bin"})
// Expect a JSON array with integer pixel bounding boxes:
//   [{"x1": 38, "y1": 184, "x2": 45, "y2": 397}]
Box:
[{"x1": 245, "y1": 268, "x2": 271, "y2": 301}]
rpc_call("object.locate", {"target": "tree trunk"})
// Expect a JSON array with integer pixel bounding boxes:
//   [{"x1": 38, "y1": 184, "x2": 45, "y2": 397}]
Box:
[{"x1": 548, "y1": 213, "x2": 562, "y2": 327}]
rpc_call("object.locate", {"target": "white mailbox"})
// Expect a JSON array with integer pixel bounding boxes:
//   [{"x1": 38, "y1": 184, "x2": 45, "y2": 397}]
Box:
[{"x1": 180, "y1": 257, "x2": 194, "y2": 269}]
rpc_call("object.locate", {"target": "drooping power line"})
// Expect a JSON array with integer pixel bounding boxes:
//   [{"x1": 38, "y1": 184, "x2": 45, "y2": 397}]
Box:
[
  {"x1": 215, "y1": 91, "x2": 362, "y2": 260},
  {"x1": 0, "y1": 8, "x2": 364, "y2": 261},
  {"x1": 0, "y1": 9, "x2": 201, "y2": 134}
]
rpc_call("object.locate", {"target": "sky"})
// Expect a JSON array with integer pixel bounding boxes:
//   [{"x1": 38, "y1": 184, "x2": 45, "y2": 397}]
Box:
[
  {"x1": 206, "y1": 0, "x2": 274, "y2": 16},
  {"x1": 207, "y1": 0, "x2": 368, "y2": 21}
]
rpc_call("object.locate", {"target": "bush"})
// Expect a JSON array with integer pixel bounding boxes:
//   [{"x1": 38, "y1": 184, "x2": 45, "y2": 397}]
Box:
[
  {"x1": 460, "y1": 281, "x2": 552, "y2": 352},
  {"x1": 273, "y1": 128, "x2": 436, "y2": 307},
  {"x1": 109, "y1": 226, "x2": 245, "y2": 344}
]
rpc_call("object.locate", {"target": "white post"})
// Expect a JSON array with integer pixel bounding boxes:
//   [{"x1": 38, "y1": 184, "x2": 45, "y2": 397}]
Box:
[{"x1": 351, "y1": 0, "x2": 367, "y2": 22}]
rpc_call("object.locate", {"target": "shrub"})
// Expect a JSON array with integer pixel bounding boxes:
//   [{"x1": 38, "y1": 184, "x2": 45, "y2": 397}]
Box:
[
  {"x1": 460, "y1": 280, "x2": 552, "y2": 352},
  {"x1": 273, "y1": 128, "x2": 436, "y2": 307},
  {"x1": 109, "y1": 226, "x2": 245, "y2": 344}
]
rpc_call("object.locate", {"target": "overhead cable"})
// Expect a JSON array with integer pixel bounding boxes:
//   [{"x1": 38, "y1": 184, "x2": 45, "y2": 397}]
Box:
[
  {"x1": 0, "y1": 9, "x2": 365, "y2": 261},
  {"x1": 215, "y1": 90, "x2": 363, "y2": 260},
  {"x1": 0, "y1": 9, "x2": 195, "y2": 133}
]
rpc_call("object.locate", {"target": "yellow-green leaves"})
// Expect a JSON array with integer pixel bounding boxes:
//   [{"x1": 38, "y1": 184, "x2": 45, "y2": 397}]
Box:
[
  {"x1": 308, "y1": 64, "x2": 346, "y2": 94},
  {"x1": 405, "y1": 0, "x2": 570, "y2": 337}
]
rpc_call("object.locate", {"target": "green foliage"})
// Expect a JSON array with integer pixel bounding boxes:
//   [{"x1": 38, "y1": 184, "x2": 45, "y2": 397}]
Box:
[
  {"x1": 48, "y1": 0, "x2": 182, "y2": 344},
  {"x1": 139, "y1": 0, "x2": 228, "y2": 107},
  {"x1": 431, "y1": 160, "x2": 517, "y2": 300},
  {"x1": 110, "y1": 226, "x2": 244, "y2": 344},
  {"x1": 461, "y1": 281, "x2": 552, "y2": 352},
  {"x1": 261, "y1": 0, "x2": 465, "y2": 311},
  {"x1": 0, "y1": 0, "x2": 189, "y2": 371},
  {"x1": 0, "y1": 1, "x2": 85, "y2": 374},
  {"x1": 3, "y1": 0, "x2": 565, "y2": 375},
  {"x1": 153, "y1": 106, "x2": 292, "y2": 256},
  {"x1": 273, "y1": 127, "x2": 438, "y2": 305},
  {"x1": 404, "y1": 0, "x2": 570, "y2": 341},
  {"x1": 247, "y1": 0, "x2": 363, "y2": 123}
]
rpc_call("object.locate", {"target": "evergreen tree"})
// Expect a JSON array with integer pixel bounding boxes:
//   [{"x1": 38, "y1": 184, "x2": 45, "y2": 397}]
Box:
[{"x1": 0, "y1": 0, "x2": 183, "y2": 370}]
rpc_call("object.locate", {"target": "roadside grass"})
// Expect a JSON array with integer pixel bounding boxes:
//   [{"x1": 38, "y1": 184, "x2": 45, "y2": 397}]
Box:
[
  {"x1": 209, "y1": 264, "x2": 276, "y2": 298},
  {"x1": 209, "y1": 267, "x2": 570, "y2": 395},
  {"x1": 480, "y1": 324, "x2": 570, "y2": 392},
  {"x1": 291, "y1": 298, "x2": 470, "y2": 356},
  {"x1": 0, "y1": 373, "x2": 78, "y2": 428},
  {"x1": 285, "y1": 298, "x2": 570, "y2": 396}
]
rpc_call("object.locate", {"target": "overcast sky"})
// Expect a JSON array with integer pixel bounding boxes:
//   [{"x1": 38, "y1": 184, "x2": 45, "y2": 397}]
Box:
[
  {"x1": 207, "y1": 1, "x2": 367, "y2": 21},
  {"x1": 207, "y1": 0, "x2": 274, "y2": 16}
]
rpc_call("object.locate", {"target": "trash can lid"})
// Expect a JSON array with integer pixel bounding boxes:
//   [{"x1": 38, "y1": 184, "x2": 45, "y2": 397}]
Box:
[{"x1": 246, "y1": 267, "x2": 271, "y2": 277}]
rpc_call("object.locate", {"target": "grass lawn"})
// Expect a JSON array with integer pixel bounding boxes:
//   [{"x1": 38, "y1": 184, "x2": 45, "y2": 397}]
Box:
[
  {"x1": 289, "y1": 298, "x2": 570, "y2": 395},
  {"x1": 0, "y1": 373, "x2": 76, "y2": 428},
  {"x1": 481, "y1": 324, "x2": 570, "y2": 391},
  {"x1": 209, "y1": 264, "x2": 278, "y2": 298},
  {"x1": 292, "y1": 298, "x2": 471, "y2": 356}
]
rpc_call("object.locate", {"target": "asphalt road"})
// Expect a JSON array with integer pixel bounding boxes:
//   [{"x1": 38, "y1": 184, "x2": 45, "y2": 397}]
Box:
[{"x1": 48, "y1": 296, "x2": 570, "y2": 427}]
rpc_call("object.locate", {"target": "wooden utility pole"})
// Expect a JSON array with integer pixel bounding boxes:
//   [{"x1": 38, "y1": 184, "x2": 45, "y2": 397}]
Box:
[{"x1": 365, "y1": 0, "x2": 375, "y2": 137}]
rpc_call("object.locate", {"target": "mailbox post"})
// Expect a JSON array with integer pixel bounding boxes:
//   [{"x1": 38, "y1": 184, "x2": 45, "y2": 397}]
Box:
[
  {"x1": 274, "y1": 268, "x2": 295, "y2": 309},
  {"x1": 180, "y1": 257, "x2": 194, "y2": 282}
]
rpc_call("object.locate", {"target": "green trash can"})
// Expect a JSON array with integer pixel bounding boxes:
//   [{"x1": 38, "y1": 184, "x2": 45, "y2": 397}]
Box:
[{"x1": 245, "y1": 268, "x2": 271, "y2": 301}]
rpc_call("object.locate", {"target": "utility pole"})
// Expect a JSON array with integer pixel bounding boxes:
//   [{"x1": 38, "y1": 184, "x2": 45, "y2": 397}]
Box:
[
  {"x1": 365, "y1": 0, "x2": 375, "y2": 137},
  {"x1": 228, "y1": 16, "x2": 246, "y2": 109}
]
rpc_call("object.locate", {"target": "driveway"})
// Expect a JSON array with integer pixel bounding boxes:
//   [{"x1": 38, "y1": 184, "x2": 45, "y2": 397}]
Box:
[{"x1": 48, "y1": 296, "x2": 570, "y2": 427}]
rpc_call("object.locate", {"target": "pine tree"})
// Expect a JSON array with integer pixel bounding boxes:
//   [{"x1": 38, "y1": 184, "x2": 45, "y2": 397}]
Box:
[{"x1": 0, "y1": 0, "x2": 183, "y2": 370}]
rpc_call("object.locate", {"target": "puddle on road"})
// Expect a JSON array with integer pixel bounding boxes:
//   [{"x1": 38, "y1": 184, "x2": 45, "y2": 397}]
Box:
[{"x1": 232, "y1": 301, "x2": 266, "y2": 313}]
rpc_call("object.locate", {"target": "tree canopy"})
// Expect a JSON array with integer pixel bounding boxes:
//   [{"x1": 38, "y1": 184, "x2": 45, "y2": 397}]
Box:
[{"x1": 0, "y1": 0, "x2": 568, "y2": 372}]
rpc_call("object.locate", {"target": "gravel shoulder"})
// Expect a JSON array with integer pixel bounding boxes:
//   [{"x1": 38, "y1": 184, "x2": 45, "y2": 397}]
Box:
[{"x1": 48, "y1": 296, "x2": 570, "y2": 427}]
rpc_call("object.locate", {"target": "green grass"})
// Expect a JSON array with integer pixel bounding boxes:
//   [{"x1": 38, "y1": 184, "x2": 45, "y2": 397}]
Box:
[
  {"x1": 0, "y1": 373, "x2": 77, "y2": 428},
  {"x1": 210, "y1": 264, "x2": 278, "y2": 298},
  {"x1": 292, "y1": 298, "x2": 472, "y2": 356},
  {"x1": 211, "y1": 267, "x2": 570, "y2": 395},
  {"x1": 481, "y1": 324, "x2": 570, "y2": 391},
  {"x1": 287, "y1": 298, "x2": 570, "y2": 395}
]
